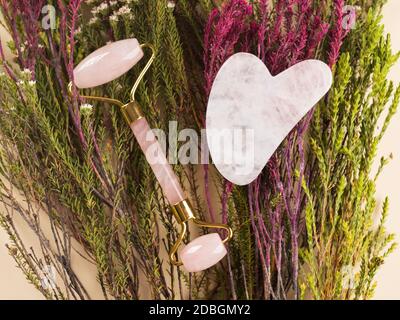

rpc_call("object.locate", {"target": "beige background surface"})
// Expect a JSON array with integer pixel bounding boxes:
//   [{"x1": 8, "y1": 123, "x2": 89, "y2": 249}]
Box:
[
  {"x1": 371, "y1": 0, "x2": 400, "y2": 300},
  {"x1": 0, "y1": 1, "x2": 400, "y2": 299}
]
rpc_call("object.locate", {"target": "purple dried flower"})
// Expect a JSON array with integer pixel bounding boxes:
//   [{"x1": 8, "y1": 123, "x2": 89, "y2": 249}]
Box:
[
  {"x1": 203, "y1": 0, "x2": 254, "y2": 223},
  {"x1": 327, "y1": 0, "x2": 345, "y2": 67},
  {"x1": 204, "y1": 0, "x2": 346, "y2": 299}
]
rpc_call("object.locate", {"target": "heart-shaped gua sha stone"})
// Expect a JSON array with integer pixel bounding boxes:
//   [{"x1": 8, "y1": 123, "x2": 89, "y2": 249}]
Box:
[{"x1": 206, "y1": 53, "x2": 332, "y2": 185}]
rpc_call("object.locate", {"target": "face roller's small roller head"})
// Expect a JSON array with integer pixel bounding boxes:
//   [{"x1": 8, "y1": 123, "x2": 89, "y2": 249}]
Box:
[
  {"x1": 180, "y1": 233, "x2": 227, "y2": 272},
  {"x1": 73, "y1": 38, "x2": 144, "y2": 89}
]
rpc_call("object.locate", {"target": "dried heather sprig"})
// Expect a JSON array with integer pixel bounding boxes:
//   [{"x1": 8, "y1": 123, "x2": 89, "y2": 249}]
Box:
[{"x1": 204, "y1": 0, "x2": 345, "y2": 299}]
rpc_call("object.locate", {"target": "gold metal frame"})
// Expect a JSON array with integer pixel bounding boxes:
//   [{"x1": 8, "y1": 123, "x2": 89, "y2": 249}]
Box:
[
  {"x1": 68, "y1": 43, "x2": 156, "y2": 124},
  {"x1": 130, "y1": 44, "x2": 155, "y2": 101},
  {"x1": 169, "y1": 199, "x2": 233, "y2": 266},
  {"x1": 70, "y1": 42, "x2": 233, "y2": 267}
]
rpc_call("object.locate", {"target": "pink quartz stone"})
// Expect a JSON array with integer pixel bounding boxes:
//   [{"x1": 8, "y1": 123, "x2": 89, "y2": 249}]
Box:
[
  {"x1": 130, "y1": 118, "x2": 186, "y2": 205},
  {"x1": 74, "y1": 38, "x2": 144, "y2": 89},
  {"x1": 180, "y1": 233, "x2": 227, "y2": 272}
]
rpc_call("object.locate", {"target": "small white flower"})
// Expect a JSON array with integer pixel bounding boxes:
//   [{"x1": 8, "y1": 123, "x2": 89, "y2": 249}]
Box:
[
  {"x1": 100, "y1": 3, "x2": 108, "y2": 10},
  {"x1": 17, "y1": 80, "x2": 24, "y2": 85},
  {"x1": 92, "y1": 2, "x2": 108, "y2": 14},
  {"x1": 22, "y1": 68, "x2": 32, "y2": 75},
  {"x1": 118, "y1": 5, "x2": 131, "y2": 15},
  {"x1": 110, "y1": 0, "x2": 117, "y2": 6},
  {"x1": 89, "y1": 17, "x2": 98, "y2": 25},
  {"x1": 109, "y1": 14, "x2": 119, "y2": 22},
  {"x1": 80, "y1": 103, "x2": 94, "y2": 115},
  {"x1": 74, "y1": 27, "x2": 82, "y2": 36},
  {"x1": 28, "y1": 80, "x2": 36, "y2": 86},
  {"x1": 167, "y1": 1, "x2": 176, "y2": 9},
  {"x1": 80, "y1": 103, "x2": 93, "y2": 111}
]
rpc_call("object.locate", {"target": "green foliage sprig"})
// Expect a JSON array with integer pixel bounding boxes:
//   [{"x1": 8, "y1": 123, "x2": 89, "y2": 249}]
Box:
[{"x1": 301, "y1": 6, "x2": 400, "y2": 299}]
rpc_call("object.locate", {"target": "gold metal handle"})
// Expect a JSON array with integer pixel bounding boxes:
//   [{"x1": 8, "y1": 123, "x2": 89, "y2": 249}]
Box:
[
  {"x1": 130, "y1": 44, "x2": 156, "y2": 101},
  {"x1": 68, "y1": 81, "x2": 125, "y2": 108},
  {"x1": 169, "y1": 222, "x2": 186, "y2": 266},
  {"x1": 192, "y1": 219, "x2": 233, "y2": 244}
]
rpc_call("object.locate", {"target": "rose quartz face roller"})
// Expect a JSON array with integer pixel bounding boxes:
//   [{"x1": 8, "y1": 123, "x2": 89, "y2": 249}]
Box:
[{"x1": 72, "y1": 39, "x2": 233, "y2": 272}]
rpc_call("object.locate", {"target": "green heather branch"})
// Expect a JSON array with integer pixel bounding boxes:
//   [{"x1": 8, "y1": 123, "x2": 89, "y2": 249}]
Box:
[{"x1": 301, "y1": 7, "x2": 399, "y2": 299}]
